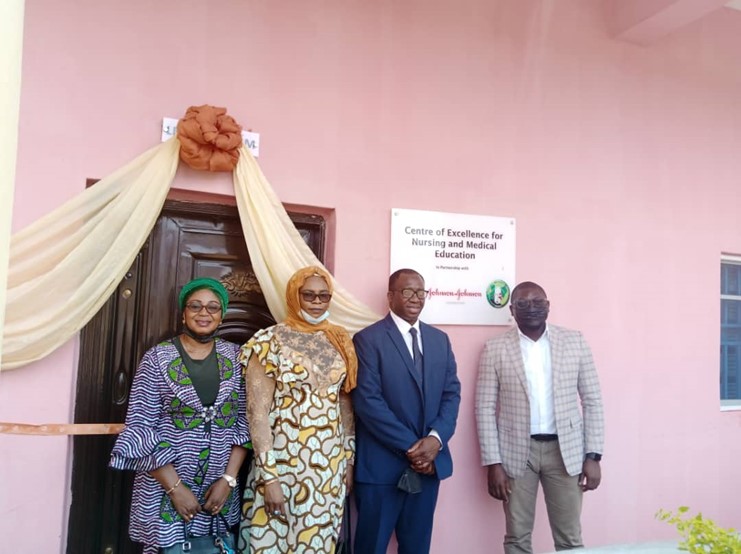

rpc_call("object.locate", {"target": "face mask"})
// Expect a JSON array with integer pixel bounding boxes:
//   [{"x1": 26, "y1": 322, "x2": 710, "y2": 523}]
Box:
[
  {"x1": 183, "y1": 326, "x2": 218, "y2": 343},
  {"x1": 301, "y1": 309, "x2": 330, "y2": 325}
]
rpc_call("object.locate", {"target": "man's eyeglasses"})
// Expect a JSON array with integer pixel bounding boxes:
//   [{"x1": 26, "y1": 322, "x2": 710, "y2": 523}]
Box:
[
  {"x1": 300, "y1": 291, "x2": 332, "y2": 303},
  {"x1": 512, "y1": 299, "x2": 549, "y2": 310},
  {"x1": 185, "y1": 301, "x2": 222, "y2": 315},
  {"x1": 392, "y1": 288, "x2": 429, "y2": 300}
]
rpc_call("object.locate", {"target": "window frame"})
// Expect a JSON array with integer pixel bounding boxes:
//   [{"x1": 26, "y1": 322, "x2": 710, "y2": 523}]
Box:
[{"x1": 720, "y1": 254, "x2": 741, "y2": 411}]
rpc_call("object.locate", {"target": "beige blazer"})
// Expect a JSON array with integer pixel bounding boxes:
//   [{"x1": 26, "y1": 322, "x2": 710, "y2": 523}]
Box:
[{"x1": 475, "y1": 325, "x2": 604, "y2": 478}]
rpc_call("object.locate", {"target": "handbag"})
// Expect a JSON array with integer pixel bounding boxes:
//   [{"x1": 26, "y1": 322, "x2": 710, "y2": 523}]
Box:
[
  {"x1": 161, "y1": 513, "x2": 236, "y2": 554},
  {"x1": 336, "y1": 496, "x2": 353, "y2": 554}
]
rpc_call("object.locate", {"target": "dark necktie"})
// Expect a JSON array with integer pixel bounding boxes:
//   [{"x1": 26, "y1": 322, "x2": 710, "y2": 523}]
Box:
[{"x1": 409, "y1": 327, "x2": 423, "y2": 380}]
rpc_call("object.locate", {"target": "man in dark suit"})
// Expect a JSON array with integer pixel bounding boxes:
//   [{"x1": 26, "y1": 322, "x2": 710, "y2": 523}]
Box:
[{"x1": 352, "y1": 268, "x2": 461, "y2": 554}]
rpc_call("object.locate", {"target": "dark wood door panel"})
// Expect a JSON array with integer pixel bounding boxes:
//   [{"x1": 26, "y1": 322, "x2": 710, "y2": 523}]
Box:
[
  {"x1": 68, "y1": 253, "x2": 146, "y2": 554},
  {"x1": 68, "y1": 198, "x2": 325, "y2": 554}
]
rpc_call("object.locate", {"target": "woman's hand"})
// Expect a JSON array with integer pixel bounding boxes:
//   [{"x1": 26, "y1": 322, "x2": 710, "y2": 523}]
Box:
[
  {"x1": 263, "y1": 480, "x2": 287, "y2": 519},
  {"x1": 170, "y1": 486, "x2": 202, "y2": 522},
  {"x1": 203, "y1": 478, "x2": 232, "y2": 515},
  {"x1": 344, "y1": 464, "x2": 354, "y2": 496},
  {"x1": 149, "y1": 465, "x2": 201, "y2": 522}
]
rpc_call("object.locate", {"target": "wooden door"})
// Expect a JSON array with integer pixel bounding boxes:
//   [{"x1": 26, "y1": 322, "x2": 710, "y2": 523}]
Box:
[{"x1": 66, "y1": 196, "x2": 325, "y2": 554}]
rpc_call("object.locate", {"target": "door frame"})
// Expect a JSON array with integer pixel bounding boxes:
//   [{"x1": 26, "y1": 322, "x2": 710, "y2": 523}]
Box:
[{"x1": 67, "y1": 188, "x2": 327, "y2": 554}]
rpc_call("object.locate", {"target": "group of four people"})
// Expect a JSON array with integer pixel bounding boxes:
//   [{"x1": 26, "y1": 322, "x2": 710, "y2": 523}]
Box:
[{"x1": 111, "y1": 266, "x2": 603, "y2": 554}]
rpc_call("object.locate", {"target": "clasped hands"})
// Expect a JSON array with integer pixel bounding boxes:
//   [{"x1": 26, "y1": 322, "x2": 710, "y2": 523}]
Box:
[
  {"x1": 170, "y1": 478, "x2": 232, "y2": 521},
  {"x1": 407, "y1": 436, "x2": 440, "y2": 475}
]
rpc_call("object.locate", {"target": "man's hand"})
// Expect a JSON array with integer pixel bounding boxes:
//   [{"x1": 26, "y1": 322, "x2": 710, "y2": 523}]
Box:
[
  {"x1": 579, "y1": 458, "x2": 601, "y2": 491},
  {"x1": 413, "y1": 461, "x2": 436, "y2": 475},
  {"x1": 407, "y1": 436, "x2": 440, "y2": 471},
  {"x1": 487, "y1": 464, "x2": 511, "y2": 502}
]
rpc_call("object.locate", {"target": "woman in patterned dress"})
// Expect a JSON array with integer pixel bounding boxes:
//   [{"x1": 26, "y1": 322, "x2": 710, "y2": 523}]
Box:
[
  {"x1": 238, "y1": 266, "x2": 357, "y2": 553},
  {"x1": 110, "y1": 277, "x2": 250, "y2": 553}
]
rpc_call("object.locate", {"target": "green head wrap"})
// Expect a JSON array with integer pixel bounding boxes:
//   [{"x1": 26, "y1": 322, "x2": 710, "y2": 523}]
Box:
[{"x1": 178, "y1": 278, "x2": 229, "y2": 315}]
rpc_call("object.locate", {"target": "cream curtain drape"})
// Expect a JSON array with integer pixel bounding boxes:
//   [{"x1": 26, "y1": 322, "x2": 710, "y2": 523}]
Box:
[
  {"x1": 2, "y1": 139, "x2": 180, "y2": 370},
  {"x1": 2, "y1": 138, "x2": 379, "y2": 371},
  {"x1": 234, "y1": 146, "x2": 379, "y2": 330},
  {"x1": 0, "y1": 0, "x2": 26, "y2": 366}
]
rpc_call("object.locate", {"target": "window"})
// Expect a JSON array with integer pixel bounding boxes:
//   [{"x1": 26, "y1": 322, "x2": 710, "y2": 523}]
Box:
[{"x1": 721, "y1": 257, "x2": 741, "y2": 410}]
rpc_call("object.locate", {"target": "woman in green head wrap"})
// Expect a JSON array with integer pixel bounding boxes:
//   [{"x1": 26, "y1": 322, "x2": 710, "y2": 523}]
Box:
[
  {"x1": 110, "y1": 277, "x2": 250, "y2": 553},
  {"x1": 178, "y1": 277, "x2": 230, "y2": 342}
]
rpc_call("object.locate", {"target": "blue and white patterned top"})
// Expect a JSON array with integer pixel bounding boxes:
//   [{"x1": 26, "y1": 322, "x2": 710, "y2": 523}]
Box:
[{"x1": 110, "y1": 338, "x2": 250, "y2": 553}]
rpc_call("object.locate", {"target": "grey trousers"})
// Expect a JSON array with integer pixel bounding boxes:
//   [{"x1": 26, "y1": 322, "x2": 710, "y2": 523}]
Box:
[{"x1": 502, "y1": 438, "x2": 583, "y2": 554}]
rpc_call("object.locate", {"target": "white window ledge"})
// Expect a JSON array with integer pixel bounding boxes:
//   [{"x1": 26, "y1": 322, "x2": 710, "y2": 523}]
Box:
[{"x1": 721, "y1": 400, "x2": 741, "y2": 411}]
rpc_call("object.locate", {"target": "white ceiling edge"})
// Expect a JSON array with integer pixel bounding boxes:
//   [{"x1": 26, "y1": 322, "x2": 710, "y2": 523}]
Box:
[{"x1": 727, "y1": 0, "x2": 741, "y2": 11}]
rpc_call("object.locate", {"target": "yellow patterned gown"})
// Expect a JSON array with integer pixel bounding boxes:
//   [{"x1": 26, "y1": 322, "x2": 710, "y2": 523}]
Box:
[{"x1": 238, "y1": 323, "x2": 355, "y2": 554}]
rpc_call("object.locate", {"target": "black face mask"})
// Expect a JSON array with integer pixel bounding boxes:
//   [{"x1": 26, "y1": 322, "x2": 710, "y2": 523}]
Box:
[{"x1": 183, "y1": 326, "x2": 218, "y2": 343}]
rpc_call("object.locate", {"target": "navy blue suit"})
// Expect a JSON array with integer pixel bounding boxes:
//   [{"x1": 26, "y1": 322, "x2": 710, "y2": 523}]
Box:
[{"x1": 352, "y1": 314, "x2": 461, "y2": 554}]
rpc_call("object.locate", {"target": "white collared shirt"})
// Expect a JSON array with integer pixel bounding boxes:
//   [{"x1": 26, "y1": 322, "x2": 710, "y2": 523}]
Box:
[
  {"x1": 389, "y1": 310, "x2": 423, "y2": 357},
  {"x1": 518, "y1": 325, "x2": 556, "y2": 435}
]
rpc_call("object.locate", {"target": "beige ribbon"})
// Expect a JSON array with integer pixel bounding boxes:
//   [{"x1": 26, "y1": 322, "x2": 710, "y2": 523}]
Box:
[{"x1": 0, "y1": 422, "x2": 124, "y2": 435}]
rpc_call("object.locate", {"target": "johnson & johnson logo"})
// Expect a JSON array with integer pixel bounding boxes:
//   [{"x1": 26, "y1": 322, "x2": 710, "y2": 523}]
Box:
[{"x1": 428, "y1": 288, "x2": 483, "y2": 301}]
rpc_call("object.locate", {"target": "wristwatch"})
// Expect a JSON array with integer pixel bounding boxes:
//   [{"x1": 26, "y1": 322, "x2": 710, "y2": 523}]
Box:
[
  {"x1": 221, "y1": 474, "x2": 237, "y2": 488},
  {"x1": 585, "y1": 452, "x2": 602, "y2": 462}
]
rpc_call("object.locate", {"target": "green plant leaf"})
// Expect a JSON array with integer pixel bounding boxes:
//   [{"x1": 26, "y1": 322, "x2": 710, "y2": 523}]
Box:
[{"x1": 657, "y1": 507, "x2": 741, "y2": 554}]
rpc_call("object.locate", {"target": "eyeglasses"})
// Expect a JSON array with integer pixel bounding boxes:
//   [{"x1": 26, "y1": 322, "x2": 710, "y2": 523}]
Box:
[
  {"x1": 392, "y1": 288, "x2": 429, "y2": 299},
  {"x1": 300, "y1": 291, "x2": 332, "y2": 303},
  {"x1": 185, "y1": 301, "x2": 222, "y2": 315},
  {"x1": 512, "y1": 299, "x2": 549, "y2": 310}
]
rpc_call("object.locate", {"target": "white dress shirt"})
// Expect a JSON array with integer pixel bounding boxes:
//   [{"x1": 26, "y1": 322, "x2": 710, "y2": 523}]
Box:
[
  {"x1": 389, "y1": 310, "x2": 423, "y2": 357},
  {"x1": 518, "y1": 325, "x2": 556, "y2": 435}
]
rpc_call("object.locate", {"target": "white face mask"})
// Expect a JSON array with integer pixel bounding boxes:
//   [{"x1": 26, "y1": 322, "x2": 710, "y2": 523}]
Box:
[{"x1": 300, "y1": 309, "x2": 330, "y2": 325}]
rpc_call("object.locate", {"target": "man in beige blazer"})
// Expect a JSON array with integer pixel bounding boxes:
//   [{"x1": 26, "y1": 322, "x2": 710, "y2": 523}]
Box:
[{"x1": 475, "y1": 281, "x2": 604, "y2": 553}]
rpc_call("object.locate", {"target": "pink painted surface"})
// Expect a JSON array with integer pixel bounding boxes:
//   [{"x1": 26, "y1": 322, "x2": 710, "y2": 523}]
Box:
[
  {"x1": 3, "y1": 0, "x2": 741, "y2": 552},
  {"x1": 607, "y1": 0, "x2": 728, "y2": 43}
]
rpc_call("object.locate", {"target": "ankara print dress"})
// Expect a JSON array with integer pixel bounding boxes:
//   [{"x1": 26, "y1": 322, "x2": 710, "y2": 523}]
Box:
[
  {"x1": 110, "y1": 338, "x2": 250, "y2": 554},
  {"x1": 238, "y1": 323, "x2": 355, "y2": 554}
]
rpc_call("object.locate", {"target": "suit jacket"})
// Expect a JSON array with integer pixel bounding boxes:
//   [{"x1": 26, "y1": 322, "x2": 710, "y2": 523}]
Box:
[
  {"x1": 475, "y1": 324, "x2": 604, "y2": 478},
  {"x1": 352, "y1": 314, "x2": 461, "y2": 484}
]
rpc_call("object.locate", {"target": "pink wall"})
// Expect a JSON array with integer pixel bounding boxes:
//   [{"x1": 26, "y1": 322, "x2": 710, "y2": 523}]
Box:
[
  {"x1": 3, "y1": 0, "x2": 741, "y2": 552},
  {"x1": 606, "y1": 0, "x2": 729, "y2": 43}
]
